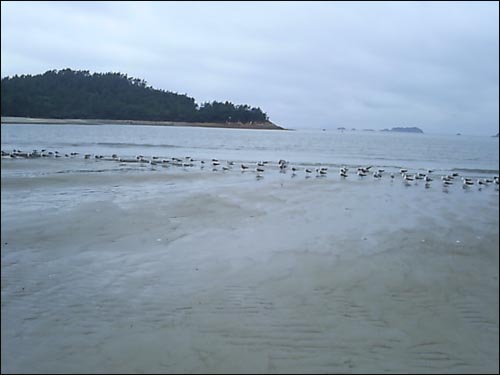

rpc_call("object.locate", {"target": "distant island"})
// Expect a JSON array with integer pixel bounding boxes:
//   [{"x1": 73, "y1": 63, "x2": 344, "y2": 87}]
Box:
[
  {"x1": 0, "y1": 69, "x2": 284, "y2": 130},
  {"x1": 493, "y1": 132, "x2": 499, "y2": 137},
  {"x1": 381, "y1": 127, "x2": 424, "y2": 133}
]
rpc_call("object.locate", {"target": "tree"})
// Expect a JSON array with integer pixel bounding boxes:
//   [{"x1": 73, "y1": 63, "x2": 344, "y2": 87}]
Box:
[{"x1": 1, "y1": 69, "x2": 270, "y2": 123}]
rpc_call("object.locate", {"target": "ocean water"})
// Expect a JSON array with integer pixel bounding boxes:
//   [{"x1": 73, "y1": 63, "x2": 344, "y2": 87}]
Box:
[{"x1": 1, "y1": 123, "x2": 499, "y2": 176}]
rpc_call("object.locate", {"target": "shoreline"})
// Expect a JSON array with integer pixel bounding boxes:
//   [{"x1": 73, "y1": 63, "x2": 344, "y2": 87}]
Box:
[{"x1": 1, "y1": 116, "x2": 287, "y2": 130}]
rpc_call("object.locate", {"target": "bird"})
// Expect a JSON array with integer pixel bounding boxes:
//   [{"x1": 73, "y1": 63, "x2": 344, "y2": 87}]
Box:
[
  {"x1": 463, "y1": 179, "x2": 474, "y2": 188},
  {"x1": 357, "y1": 170, "x2": 367, "y2": 177}
]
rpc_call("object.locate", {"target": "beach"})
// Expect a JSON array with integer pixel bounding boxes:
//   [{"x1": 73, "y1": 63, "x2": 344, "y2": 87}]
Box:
[
  {"x1": 1, "y1": 155, "x2": 498, "y2": 373},
  {"x1": 1, "y1": 117, "x2": 286, "y2": 130}
]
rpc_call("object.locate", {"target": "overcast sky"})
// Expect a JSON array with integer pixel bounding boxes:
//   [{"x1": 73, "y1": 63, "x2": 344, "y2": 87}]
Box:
[{"x1": 1, "y1": 1, "x2": 498, "y2": 135}]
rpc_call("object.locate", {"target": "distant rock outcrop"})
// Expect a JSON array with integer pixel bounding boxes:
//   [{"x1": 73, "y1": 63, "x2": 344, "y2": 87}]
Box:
[
  {"x1": 493, "y1": 132, "x2": 499, "y2": 137},
  {"x1": 381, "y1": 127, "x2": 424, "y2": 133}
]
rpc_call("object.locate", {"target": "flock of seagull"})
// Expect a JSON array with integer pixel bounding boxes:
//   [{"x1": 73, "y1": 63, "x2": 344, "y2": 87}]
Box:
[{"x1": 2, "y1": 148, "x2": 499, "y2": 191}]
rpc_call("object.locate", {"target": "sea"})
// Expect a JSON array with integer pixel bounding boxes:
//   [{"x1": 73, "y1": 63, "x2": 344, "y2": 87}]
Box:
[{"x1": 1, "y1": 123, "x2": 499, "y2": 177}]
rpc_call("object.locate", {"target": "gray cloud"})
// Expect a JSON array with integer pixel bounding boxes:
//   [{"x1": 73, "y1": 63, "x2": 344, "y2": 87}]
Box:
[{"x1": 1, "y1": 1, "x2": 498, "y2": 135}]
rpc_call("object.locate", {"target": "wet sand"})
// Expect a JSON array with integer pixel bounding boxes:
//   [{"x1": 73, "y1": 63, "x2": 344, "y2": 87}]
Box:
[
  {"x1": 1, "y1": 116, "x2": 286, "y2": 130},
  {"x1": 1, "y1": 161, "x2": 499, "y2": 373}
]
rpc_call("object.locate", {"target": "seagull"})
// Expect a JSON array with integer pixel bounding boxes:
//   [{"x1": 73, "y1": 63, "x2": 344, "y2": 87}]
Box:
[
  {"x1": 357, "y1": 167, "x2": 370, "y2": 174},
  {"x1": 316, "y1": 168, "x2": 327, "y2": 176},
  {"x1": 463, "y1": 179, "x2": 474, "y2": 187}
]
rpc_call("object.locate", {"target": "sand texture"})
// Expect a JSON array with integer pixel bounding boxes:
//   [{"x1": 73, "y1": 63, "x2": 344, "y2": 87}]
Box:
[{"x1": 1, "y1": 159, "x2": 499, "y2": 373}]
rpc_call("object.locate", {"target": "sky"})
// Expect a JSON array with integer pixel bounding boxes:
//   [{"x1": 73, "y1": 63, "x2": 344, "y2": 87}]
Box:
[{"x1": 1, "y1": 1, "x2": 499, "y2": 135}]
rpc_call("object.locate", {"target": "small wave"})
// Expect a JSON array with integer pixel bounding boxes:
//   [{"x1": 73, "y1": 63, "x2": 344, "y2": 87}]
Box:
[
  {"x1": 96, "y1": 142, "x2": 184, "y2": 148},
  {"x1": 55, "y1": 169, "x2": 114, "y2": 174},
  {"x1": 452, "y1": 167, "x2": 499, "y2": 175}
]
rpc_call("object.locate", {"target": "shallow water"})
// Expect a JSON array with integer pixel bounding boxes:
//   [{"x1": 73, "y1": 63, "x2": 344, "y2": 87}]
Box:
[{"x1": 2, "y1": 124, "x2": 499, "y2": 174}]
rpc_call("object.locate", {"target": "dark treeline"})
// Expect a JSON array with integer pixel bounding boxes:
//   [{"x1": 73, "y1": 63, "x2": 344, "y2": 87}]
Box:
[{"x1": 1, "y1": 69, "x2": 269, "y2": 123}]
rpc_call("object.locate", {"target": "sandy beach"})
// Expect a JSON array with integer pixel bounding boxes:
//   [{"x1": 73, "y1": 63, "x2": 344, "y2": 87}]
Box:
[
  {"x1": 1, "y1": 156, "x2": 498, "y2": 374},
  {"x1": 1, "y1": 116, "x2": 286, "y2": 130}
]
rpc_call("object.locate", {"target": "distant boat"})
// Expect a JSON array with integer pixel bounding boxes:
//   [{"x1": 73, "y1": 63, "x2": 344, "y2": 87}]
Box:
[{"x1": 456, "y1": 133, "x2": 461, "y2": 136}]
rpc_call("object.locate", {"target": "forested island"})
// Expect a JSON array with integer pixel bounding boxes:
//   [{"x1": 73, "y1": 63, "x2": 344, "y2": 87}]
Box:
[
  {"x1": 381, "y1": 127, "x2": 424, "y2": 133},
  {"x1": 0, "y1": 69, "x2": 283, "y2": 129}
]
